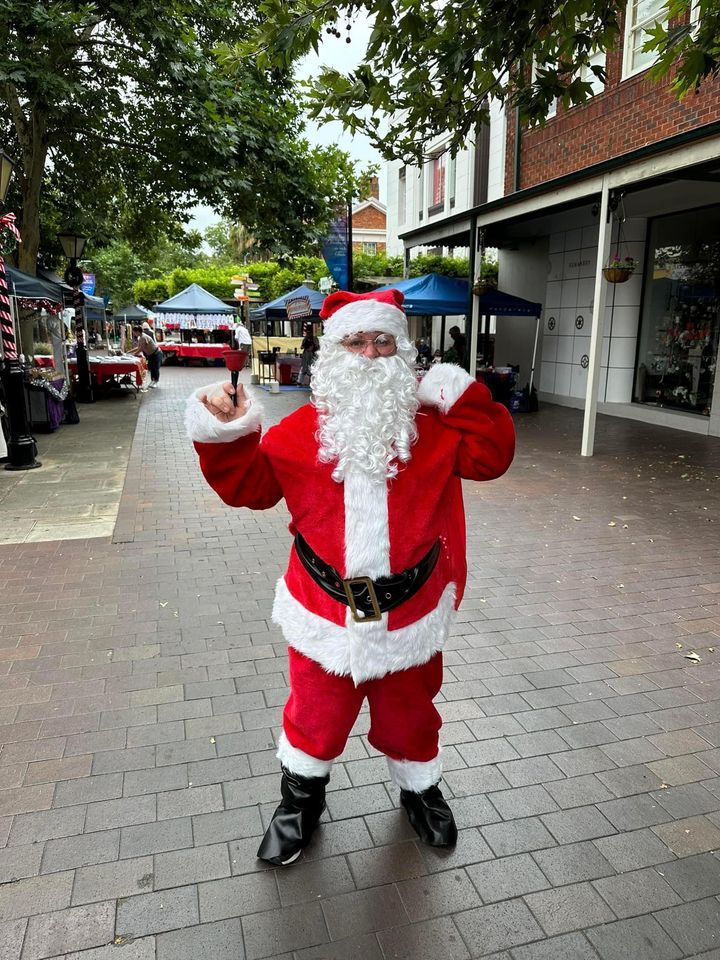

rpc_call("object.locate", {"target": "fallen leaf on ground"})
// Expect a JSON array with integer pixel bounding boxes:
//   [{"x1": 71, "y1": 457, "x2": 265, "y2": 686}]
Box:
[
  {"x1": 608, "y1": 522, "x2": 616, "y2": 527},
  {"x1": 572, "y1": 516, "x2": 582, "y2": 521},
  {"x1": 159, "y1": 601, "x2": 168, "y2": 608},
  {"x1": 684, "y1": 651, "x2": 701, "y2": 663}
]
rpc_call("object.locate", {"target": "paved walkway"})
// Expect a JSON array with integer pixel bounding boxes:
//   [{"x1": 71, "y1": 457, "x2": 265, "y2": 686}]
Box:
[
  {"x1": 0, "y1": 391, "x2": 140, "y2": 545},
  {"x1": 1, "y1": 366, "x2": 720, "y2": 960}
]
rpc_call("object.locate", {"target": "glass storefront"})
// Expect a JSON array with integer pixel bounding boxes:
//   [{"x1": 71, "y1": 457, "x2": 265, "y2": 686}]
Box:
[{"x1": 635, "y1": 205, "x2": 720, "y2": 415}]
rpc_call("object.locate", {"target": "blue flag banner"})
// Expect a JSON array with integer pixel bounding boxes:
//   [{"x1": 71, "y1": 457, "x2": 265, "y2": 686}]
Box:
[
  {"x1": 321, "y1": 211, "x2": 350, "y2": 290},
  {"x1": 81, "y1": 273, "x2": 96, "y2": 296}
]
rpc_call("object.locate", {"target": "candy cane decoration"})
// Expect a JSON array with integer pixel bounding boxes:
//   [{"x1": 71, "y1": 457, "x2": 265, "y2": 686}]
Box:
[{"x1": 0, "y1": 212, "x2": 22, "y2": 361}]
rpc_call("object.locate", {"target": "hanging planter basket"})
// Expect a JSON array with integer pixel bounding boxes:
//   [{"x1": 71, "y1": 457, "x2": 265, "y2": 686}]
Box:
[
  {"x1": 602, "y1": 266, "x2": 633, "y2": 284},
  {"x1": 473, "y1": 281, "x2": 496, "y2": 296}
]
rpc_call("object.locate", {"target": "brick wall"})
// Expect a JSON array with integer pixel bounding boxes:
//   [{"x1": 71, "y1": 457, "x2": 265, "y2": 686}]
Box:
[
  {"x1": 352, "y1": 241, "x2": 387, "y2": 253},
  {"x1": 354, "y1": 205, "x2": 387, "y2": 230},
  {"x1": 505, "y1": 38, "x2": 720, "y2": 193}
]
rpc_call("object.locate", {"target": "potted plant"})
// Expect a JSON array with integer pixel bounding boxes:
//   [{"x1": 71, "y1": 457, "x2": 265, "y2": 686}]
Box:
[{"x1": 602, "y1": 255, "x2": 636, "y2": 284}]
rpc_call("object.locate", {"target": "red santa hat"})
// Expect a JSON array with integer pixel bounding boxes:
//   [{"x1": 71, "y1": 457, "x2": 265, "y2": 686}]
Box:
[{"x1": 319, "y1": 289, "x2": 408, "y2": 341}]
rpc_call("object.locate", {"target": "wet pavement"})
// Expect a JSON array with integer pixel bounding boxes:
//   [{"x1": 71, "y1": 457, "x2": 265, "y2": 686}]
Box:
[{"x1": 1, "y1": 365, "x2": 720, "y2": 960}]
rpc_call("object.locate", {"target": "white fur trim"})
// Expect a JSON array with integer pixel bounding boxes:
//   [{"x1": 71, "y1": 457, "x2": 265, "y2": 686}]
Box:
[
  {"x1": 387, "y1": 754, "x2": 443, "y2": 792},
  {"x1": 272, "y1": 577, "x2": 456, "y2": 685},
  {"x1": 323, "y1": 300, "x2": 409, "y2": 341},
  {"x1": 185, "y1": 382, "x2": 263, "y2": 443},
  {"x1": 416, "y1": 363, "x2": 475, "y2": 414},
  {"x1": 277, "y1": 731, "x2": 333, "y2": 776},
  {"x1": 343, "y1": 469, "x2": 390, "y2": 579}
]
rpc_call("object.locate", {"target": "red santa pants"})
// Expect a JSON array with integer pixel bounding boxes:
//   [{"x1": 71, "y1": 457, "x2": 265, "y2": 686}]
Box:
[{"x1": 282, "y1": 647, "x2": 443, "y2": 763}]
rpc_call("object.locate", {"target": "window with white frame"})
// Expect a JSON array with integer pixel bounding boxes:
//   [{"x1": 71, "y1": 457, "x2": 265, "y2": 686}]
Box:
[
  {"x1": 398, "y1": 167, "x2": 407, "y2": 225},
  {"x1": 531, "y1": 58, "x2": 557, "y2": 119},
  {"x1": 362, "y1": 241, "x2": 378, "y2": 255},
  {"x1": 623, "y1": 0, "x2": 667, "y2": 77},
  {"x1": 579, "y1": 46, "x2": 607, "y2": 94},
  {"x1": 448, "y1": 154, "x2": 457, "y2": 208},
  {"x1": 418, "y1": 165, "x2": 425, "y2": 221}
]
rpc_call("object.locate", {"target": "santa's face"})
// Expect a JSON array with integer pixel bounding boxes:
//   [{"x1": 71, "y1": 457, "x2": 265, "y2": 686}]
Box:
[{"x1": 311, "y1": 330, "x2": 419, "y2": 483}]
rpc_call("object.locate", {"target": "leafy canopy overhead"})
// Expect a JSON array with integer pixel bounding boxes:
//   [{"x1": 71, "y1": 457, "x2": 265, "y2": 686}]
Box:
[
  {"x1": 246, "y1": 0, "x2": 718, "y2": 163},
  {"x1": 0, "y1": 0, "x2": 368, "y2": 271}
]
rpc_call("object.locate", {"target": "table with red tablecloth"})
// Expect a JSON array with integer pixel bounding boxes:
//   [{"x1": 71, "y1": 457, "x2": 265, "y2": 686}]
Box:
[
  {"x1": 159, "y1": 343, "x2": 231, "y2": 363},
  {"x1": 68, "y1": 355, "x2": 146, "y2": 389}
]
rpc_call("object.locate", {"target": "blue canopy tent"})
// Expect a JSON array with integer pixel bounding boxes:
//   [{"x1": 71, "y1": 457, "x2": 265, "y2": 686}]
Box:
[
  {"x1": 154, "y1": 283, "x2": 234, "y2": 315},
  {"x1": 378, "y1": 273, "x2": 543, "y2": 393},
  {"x1": 250, "y1": 284, "x2": 327, "y2": 324},
  {"x1": 154, "y1": 284, "x2": 235, "y2": 347},
  {"x1": 6, "y1": 266, "x2": 64, "y2": 304},
  {"x1": 376, "y1": 273, "x2": 469, "y2": 316},
  {"x1": 37, "y1": 269, "x2": 107, "y2": 327}
]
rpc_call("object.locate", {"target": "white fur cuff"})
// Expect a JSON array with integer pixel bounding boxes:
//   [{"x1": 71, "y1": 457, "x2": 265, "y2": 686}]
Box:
[
  {"x1": 387, "y1": 753, "x2": 443, "y2": 792},
  {"x1": 277, "y1": 731, "x2": 334, "y2": 777},
  {"x1": 184, "y1": 382, "x2": 263, "y2": 443},
  {"x1": 416, "y1": 363, "x2": 474, "y2": 414}
]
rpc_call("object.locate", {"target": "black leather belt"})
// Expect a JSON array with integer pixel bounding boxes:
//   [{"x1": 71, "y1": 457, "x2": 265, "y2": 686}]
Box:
[{"x1": 294, "y1": 533, "x2": 440, "y2": 623}]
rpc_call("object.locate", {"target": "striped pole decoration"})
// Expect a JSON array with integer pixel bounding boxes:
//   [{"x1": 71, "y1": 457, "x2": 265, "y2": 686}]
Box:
[{"x1": 0, "y1": 212, "x2": 21, "y2": 360}]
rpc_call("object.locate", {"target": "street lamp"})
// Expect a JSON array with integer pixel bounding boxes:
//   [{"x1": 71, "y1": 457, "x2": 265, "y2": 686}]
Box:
[
  {"x1": 59, "y1": 230, "x2": 93, "y2": 403},
  {"x1": 0, "y1": 150, "x2": 41, "y2": 470}
]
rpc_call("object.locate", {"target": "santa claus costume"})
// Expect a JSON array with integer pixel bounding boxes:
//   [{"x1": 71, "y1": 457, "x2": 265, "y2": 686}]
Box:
[{"x1": 186, "y1": 288, "x2": 515, "y2": 865}]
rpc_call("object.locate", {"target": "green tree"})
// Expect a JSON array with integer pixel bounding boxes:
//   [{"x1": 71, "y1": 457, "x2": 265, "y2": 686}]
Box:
[
  {"x1": 246, "y1": 0, "x2": 716, "y2": 162},
  {"x1": 0, "y1": 0, "x2": 367, "y2": 274}
]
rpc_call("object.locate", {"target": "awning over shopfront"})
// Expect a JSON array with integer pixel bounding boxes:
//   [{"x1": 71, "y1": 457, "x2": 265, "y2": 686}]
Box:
[
  {"x1": 154, "y1": 283, "x2": 234, "y2": 314},
  {"x1": 251, "y1": 284, "x2": 326, "y2": 320},
  {"x1": 377, "y1": 273, "x2": 469, "y2": 315}
]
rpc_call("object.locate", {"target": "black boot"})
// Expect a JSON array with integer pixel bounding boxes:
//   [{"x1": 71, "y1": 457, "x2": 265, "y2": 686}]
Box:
[
  {"x1": 400, "y1": 782, "x2": 458, "y2": 848},
  {"x1": 256, "y1": 766, "x2": 329, "y2": 866}
]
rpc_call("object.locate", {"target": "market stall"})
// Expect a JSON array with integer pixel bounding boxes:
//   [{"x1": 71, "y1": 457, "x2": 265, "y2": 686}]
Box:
[
  {"x1": 68, "y1": 355, "x2": 146, "y2": 391},
  {"x1": 154, "y1": 284, "x2": 237, "y2": 360}
]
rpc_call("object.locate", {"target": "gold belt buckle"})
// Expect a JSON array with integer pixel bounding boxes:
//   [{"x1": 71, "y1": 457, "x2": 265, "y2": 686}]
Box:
[{"x1": 342, "y1": 576, "x2": 382, "y2": 623}]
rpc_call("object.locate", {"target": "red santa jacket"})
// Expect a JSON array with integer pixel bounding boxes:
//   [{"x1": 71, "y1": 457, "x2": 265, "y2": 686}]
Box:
[{"x1": 187, "y1": 363, "x2": 515, "y2": 684}]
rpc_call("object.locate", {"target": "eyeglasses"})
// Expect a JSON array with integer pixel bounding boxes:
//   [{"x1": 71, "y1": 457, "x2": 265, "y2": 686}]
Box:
[{"x1": 340, "y1": 334, "x2": 397, "y2": 354}]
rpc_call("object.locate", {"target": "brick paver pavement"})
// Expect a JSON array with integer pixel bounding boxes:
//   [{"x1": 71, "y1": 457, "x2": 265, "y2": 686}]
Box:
[{"x1": 2, "y1": 365, "x2": 720, "y2": 960}]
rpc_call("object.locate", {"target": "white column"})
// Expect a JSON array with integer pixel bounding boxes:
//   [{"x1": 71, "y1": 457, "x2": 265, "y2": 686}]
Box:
[
  {"x1": 469, "y1": 224, "x2": 482, "y2": 376},
  {"x1": 581, "y1": 175, "x2": 612, "y2": 457}
]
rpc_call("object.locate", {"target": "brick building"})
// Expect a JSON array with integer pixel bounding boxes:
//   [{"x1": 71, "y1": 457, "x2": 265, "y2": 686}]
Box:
[
  {"x1": 351, "y1": 176, "x2": 387, "y2": 254},
  {"x1": 396, "y1": 2, "x2": 720, "y2": 452}
]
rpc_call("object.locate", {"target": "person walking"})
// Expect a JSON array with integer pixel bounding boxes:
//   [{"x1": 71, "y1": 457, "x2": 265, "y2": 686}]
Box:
[{"x1": 185, "y1": 289, "x2": 515, "y2": 866}]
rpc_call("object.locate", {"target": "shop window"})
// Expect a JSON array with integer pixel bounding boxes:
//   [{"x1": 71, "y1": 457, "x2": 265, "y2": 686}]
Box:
[
  {"x1": 623, "y1": 0, "x2": 667, "y2": 78},
  {"x1": 635, "y1": 206, "x2": 720, "y2": 416},
  {"x1": 362, "y1": 241, "x2": 378, "y2": 255},
  {"x1": 398, "y1": 167, "x2": 407, "y2": 225}
]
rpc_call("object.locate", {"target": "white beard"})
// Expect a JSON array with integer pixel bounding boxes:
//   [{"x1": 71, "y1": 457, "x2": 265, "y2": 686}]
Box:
[{"x1": 311, "y1": 340, "x2": 419, "y2": 483}]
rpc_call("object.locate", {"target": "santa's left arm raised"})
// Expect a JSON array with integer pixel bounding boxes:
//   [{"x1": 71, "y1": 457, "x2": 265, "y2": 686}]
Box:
[
  {"x1": 416, "y1": 363, "x2": 515, "y2": 481},
  {"x1": 185, "y1": 382, "x2": 283, "y2": 510}
]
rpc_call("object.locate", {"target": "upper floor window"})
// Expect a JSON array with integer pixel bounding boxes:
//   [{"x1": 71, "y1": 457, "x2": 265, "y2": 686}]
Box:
[
  {"x1": 623, "y1": 0, "x2": 667, "y2": 78},
  {"x1": 448, "y1": 154, "x2": 457, "y2": 208},
  {"x1": 431, "y1": 154, "x2": 446, "y2": 210},
  {"x1": 397, "y1": 167, "x2": 407, "y2": 225},
  {"x1": 362, "y1": 241, "x2": 378, "y2": 255},
  {"x1": 531, "y1": 58, "x2": 557, "y2": 120},
  {"x1": 580, "y1": 47, "x2": 607, "y2": 94}
]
